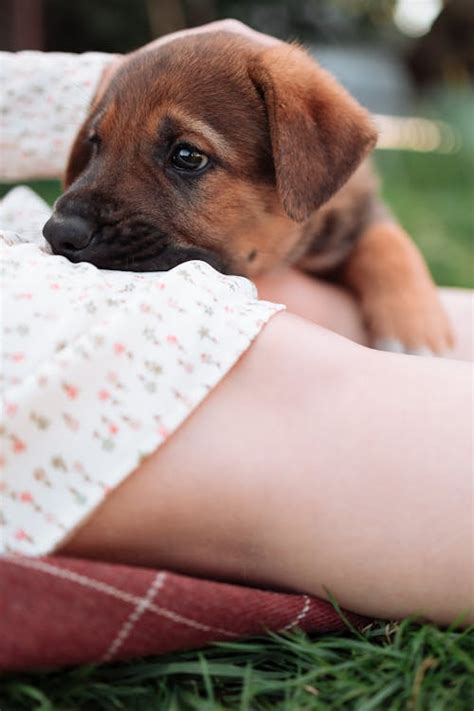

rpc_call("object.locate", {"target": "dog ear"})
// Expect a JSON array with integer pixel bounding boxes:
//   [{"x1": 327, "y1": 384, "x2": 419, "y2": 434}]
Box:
[
  {"x1": 249, "y1": 45, "x2": 377, "y2": 222},
  {"x1": 64, "y1": 59, "x2": 121, "y2": 188}
]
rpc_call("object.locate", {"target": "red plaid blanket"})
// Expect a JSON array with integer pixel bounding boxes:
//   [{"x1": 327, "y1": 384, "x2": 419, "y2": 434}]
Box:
[{"x1": 1, "y1": 555, "x2": 363, "y2": 671}]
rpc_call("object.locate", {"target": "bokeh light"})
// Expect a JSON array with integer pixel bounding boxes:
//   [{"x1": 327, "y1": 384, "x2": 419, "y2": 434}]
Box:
[{"x1": 394, "y1": 0, "x2": 443, "y2": 37}]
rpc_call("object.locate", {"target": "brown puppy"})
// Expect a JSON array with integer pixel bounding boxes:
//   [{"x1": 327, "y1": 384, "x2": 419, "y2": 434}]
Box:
[{"x1": 43, "y1": 32, "x2": 453, "y2": 353}]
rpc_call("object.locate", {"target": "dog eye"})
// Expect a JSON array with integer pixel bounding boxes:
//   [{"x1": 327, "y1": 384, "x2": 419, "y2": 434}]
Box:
[
  {"x1": 171, "y1": 144, "x2": 209, "y2": 173},
  {"x1": 87, "y1": 131, "x2": 101, "y2": 148}
]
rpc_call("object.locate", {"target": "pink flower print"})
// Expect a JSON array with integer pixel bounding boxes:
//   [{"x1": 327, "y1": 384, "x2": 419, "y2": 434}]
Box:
[
  {"x1": 140, "y1": 302, "x2": 151, "y2": 313},
  {"x1": 114, "y1": 342, "x2": 125, "y2": 355},
  {"x1": 12, "y1": 352, "x2": 25, "y2": 363},
  {"x1": 98, "y1": 389, "x2": 110, "y2": 401},
  {"x1": 50, "y1": 282, "x2": 61, "y2": 290},
  {"x1": 15, "y1": 528, "x2": 33, "y2": 543},
  {"x1": 63, "y1": 383, "x2": 79, "y2": 399},
  {"x1": 5, "y1": 402, "x2": 17, "y2": 417},
  {"x1": 200, "y1": 353, "x2": 220, "y2": 368},
  {"x1": 108, "y1": 422, "x2": 119, "y2": 435},
  {"x1": 178, "y1": 359, "x2": 194, "y2": 374},
  {"x1": 158, "y1": 425, "x2": 169, "y2": 439},
  {"x1": 121, "y1": 415, "x2": 142, "y2": 431},
  {"x1": 12, "y1": 436, "x2": 26, "y2": 453},
  {"x1": 20, "y1": 491, "x2": 33, "y2": 503},
  {"x1": 166, "y1": 335, "x2": 178, "y2": 345},
  {"x1": 0, "y1": 456, "x2": 5, "y2": 469}
]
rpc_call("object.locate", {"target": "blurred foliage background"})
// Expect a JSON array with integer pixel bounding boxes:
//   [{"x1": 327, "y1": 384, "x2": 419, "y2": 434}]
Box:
[{"x1": 1, "y1": 0, "x2": 473, "y2": 286}]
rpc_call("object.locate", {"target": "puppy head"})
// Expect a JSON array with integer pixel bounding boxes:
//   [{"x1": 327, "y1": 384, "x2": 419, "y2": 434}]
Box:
[{"x1": 43, "y1": 33, "x2": 376, "y2": 276}]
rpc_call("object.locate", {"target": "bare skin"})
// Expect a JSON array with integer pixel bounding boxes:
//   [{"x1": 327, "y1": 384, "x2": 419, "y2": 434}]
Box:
[
  {"x1": 62, "y1": 269, "x2": 474, "y2": 626},
  {"x1": 256, "y1": 267, "x2": 473, "y2": 361}
]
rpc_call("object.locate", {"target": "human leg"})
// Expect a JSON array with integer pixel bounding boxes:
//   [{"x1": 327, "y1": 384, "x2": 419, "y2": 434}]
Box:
[{"x1": 62, "y1": 311, "x2": 473, "y2": 624}]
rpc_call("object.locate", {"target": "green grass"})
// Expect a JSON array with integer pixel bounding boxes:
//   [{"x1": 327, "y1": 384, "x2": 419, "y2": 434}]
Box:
[
  {"x1": 0, "y1": 178, "x2": 62, "y2": 207},
  {"x1": 374, "y1": 90, "x2": 474, "y2": 289},
  {"x1": 374, "y1": 148, "x2": 473, "y2": 288},
  {"x1": 1, "y1": 619, "x2": 473, "y2": 710}
]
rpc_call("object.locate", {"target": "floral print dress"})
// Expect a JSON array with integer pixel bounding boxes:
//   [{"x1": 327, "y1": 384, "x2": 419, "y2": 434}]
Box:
[{"x1": 0, "y1": 51, "x2": 284, "y2": 556}]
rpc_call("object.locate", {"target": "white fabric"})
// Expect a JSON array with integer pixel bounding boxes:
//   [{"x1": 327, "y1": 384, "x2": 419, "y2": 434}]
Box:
[
  {"x1": 0, "y1": 51, "x2": 112, "y2": 181},
  {"x1": 0, "y1": 53, "x2": 284, "y2": 555}
]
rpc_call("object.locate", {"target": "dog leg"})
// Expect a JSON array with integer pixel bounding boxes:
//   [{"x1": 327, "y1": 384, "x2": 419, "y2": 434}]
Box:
[{"x1": 341, "y1": 221, "x2": 454, "y2": 354}]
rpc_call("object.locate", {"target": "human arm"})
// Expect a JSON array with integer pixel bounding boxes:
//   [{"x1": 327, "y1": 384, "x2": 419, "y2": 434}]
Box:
[{"x1": 0, "y1": 50, "x2": 113, "y2": 181}]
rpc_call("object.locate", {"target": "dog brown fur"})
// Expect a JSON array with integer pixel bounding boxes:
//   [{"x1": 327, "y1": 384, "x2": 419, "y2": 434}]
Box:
[{"x1": 44, "y1": 32, "x2": 453, "y2": 352}]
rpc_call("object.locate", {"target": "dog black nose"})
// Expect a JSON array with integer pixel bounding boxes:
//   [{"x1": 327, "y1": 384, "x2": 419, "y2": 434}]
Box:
[{"x1": 43, "y1": 214, "x2": 94, "y2": 255}]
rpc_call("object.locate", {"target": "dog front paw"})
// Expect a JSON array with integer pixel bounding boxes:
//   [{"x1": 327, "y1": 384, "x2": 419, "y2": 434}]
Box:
[{"x1": 364, "y1": 287, "x2": 454, "y2": 356}]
